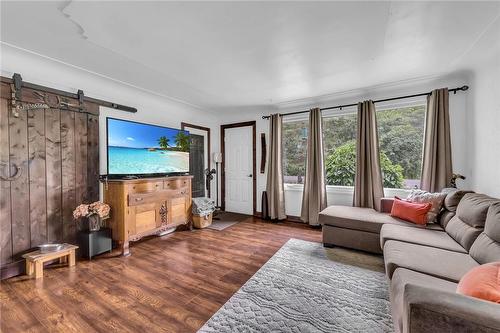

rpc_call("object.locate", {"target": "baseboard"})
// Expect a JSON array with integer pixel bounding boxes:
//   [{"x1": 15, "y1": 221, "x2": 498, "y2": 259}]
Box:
[{"x1": 1, "y1": 260, "x2": 25, "y2": 280}]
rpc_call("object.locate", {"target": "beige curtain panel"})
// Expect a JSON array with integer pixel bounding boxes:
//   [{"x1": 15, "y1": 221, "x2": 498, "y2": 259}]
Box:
[
  {"x1": 353, "y1": 100, "x2": 384, "y2": 211},
  {"x1": 301, "y1": 108, "x2": 327, "y2": 226},
  {"x1": 266, "y1": 113, "x2": 286, "y2": 220},
  {"x1": 421, "y1": 88, "x2": 453, "y2": 192}
]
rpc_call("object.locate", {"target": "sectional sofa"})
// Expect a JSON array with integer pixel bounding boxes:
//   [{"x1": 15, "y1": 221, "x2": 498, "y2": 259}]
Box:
[{"x1": 319, "y1": 190, "x2": 500, "y2": 333}]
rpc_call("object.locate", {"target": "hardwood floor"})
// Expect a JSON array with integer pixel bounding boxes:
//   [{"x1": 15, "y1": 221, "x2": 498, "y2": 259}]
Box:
[{"x1": 0, "y1": 217, "x2": 321, "y2": 333}]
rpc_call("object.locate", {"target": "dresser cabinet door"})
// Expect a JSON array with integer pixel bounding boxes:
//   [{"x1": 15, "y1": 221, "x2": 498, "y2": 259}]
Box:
[
  {"x1": 168, "y1": 196, "x2": 188, "y2": 225},
  {"x1": 133, "y1": 203, "x2": 157, "y2": 235}
]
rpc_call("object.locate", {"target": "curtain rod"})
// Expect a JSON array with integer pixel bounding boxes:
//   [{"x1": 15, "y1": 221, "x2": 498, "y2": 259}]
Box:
[{"x1": 262, "y1": 85, "x2": 469, "y2": 119}]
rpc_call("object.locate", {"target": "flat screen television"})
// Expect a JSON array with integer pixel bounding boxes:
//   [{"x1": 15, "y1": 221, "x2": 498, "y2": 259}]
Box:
[{"x1": 106, "y1": 117, "x2": 190, "y2": 178}]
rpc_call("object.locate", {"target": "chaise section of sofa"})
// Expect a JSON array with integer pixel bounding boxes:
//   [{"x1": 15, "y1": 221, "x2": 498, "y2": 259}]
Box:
[
  {"x1": 319, "y1": 191, "x2": 459, "y2": 254},
  {"x1": 319, "y1": 189, "x2": 472, "y2": 254}
]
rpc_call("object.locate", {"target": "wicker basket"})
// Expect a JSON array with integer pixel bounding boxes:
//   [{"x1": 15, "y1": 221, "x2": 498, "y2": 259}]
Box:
[{"x1": 192, "y1": 213, "x2": 213, "y2": 229}]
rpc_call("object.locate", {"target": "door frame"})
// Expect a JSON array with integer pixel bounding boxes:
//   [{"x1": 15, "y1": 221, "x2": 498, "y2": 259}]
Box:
[
  {"x1": 221, "y1": 121, "x2": 256, "y2": 215},
  {"x1": 181, "y1": 122, "x2": 211, "y2": 197}
]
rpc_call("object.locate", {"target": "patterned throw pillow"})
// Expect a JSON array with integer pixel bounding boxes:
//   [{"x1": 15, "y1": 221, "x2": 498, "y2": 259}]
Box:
[{"x1": 406, "y1": 189, "x2": 446, "y2": 223}]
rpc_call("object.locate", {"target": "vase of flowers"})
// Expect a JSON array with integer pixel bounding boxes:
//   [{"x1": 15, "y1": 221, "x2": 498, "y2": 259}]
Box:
[{"x1": 73, "y1": 201, "x2": 110, "y2": 232}]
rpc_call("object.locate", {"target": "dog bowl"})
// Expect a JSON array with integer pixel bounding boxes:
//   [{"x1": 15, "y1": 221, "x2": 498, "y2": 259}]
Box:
[{"x1": 39, "y1": 244, "x2": 64, "y2": 253}]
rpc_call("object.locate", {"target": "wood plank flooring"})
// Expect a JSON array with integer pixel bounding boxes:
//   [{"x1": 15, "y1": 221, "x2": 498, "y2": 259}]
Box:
[{"x1": 0, "y1": 217, "x2": 321, "y2": 333}]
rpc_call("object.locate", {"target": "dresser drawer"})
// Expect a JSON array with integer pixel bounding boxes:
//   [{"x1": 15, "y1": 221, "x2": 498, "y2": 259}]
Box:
[
  {"x1": 128, "y1": 189, "x2": 187, "y2": 206},
  {"x1": 129, "y1": 181, "x2": 163, "y2": 193},
  {"x1": 164, "y1": 179, "x2": 189, "y2": 190}
]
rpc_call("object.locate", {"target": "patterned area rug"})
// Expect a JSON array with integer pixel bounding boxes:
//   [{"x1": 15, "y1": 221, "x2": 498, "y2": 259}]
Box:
[{"x1": 199, "y1": 239, "x2": 393, "y2": 333}]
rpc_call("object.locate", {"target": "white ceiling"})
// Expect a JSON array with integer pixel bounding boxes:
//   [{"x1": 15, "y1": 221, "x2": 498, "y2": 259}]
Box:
[{"x1": 1, "y1": 1, "x2": 499, "y2": 110}]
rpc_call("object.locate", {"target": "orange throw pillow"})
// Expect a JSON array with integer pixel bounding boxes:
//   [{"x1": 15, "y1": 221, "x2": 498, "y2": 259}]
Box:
[
  {"x1": 390, "y1": 197, "x2": 432, "y2": 225},
  {"x1": 457, "y1": 262, "x2": 500, "y2": 303}
]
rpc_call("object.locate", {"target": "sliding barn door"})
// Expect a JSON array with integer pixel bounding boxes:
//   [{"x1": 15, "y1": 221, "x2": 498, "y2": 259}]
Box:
[{"x1": 0, "y1": 82, "x2": 99, "y2": 279}]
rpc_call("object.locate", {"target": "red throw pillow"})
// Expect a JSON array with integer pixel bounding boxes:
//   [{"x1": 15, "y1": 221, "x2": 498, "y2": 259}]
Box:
[
  {"x1": 457, "y1": 262, "x2": 500, "y2": 303},
  {"x1": 390, "y1": 196, "x2": 432, "y2": 225}
]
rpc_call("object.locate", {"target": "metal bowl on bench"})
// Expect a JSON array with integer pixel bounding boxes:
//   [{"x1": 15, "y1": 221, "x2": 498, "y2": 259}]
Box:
[{"x1": 39, "y1": 244, "x2": 64, "y2": 253}]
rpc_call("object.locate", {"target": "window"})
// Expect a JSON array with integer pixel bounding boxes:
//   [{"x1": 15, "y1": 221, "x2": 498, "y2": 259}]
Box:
[
  {"x1": 323, "y1": 112, "x2": 357, "y2": 186},
  {"x1": 377, "y1": 105, "x2": 426, "y2": 189},
  {"x1": 283, "y1": 103, "x2": 426, "y2": 189},
  {"x1": 283, "y1": 119, "x2": 308, "y2": 184}
]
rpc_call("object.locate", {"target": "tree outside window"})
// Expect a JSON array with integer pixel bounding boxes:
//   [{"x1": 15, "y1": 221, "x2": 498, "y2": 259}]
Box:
[{"x1": 282, "y1": 120, "x2": 308, "y2": 184}]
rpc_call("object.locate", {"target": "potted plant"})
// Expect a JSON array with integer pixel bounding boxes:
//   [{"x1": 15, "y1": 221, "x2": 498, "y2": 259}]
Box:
[{"x1": 73, "y1": 201, "x2": 110, "y2": 232}]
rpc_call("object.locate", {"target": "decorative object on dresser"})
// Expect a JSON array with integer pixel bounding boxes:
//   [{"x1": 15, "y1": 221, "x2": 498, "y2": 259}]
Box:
[
  {"x1": 102, "y1": 175, "x2": 193, "y2": 256},
  {"x1": 73, "y1": 201, "x2": 111, "y2": 231}
]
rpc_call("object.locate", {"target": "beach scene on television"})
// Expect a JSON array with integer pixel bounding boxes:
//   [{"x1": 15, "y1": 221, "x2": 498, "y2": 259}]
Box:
[{"x1": 107, "y1": 118, "x2": 190, "y2": 175}]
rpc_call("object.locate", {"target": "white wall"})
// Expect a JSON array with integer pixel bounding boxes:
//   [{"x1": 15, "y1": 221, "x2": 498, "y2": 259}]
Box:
[
  {"x1": 466, "y1": 61, "x2": 500, "y2": 197},
  {"x1": 219, "y1": 74, "x2": 471, "y2": 216},
  {"x1": 1, "y1": 44, "x2": 220, "y2": 200}
]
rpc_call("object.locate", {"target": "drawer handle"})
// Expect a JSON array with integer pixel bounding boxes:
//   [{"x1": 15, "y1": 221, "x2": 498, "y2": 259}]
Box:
[{"x1": 135, "y1": 197, "x2": 144, "y2": 202}]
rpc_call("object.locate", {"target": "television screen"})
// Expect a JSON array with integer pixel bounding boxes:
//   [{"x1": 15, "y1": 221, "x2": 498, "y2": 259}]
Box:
[{"x1": 107, "y1": 118, "x2": 190, "y2": 176}]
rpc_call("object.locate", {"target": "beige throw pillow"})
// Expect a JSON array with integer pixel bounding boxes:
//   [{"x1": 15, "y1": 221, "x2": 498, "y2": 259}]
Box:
[{"x1": 407, "y1": 189, "x2": 446, "y2": 223}]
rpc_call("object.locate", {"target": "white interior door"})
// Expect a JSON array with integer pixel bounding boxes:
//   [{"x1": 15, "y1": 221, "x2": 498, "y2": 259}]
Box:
[{"x1": 224, "y1": 126, "x2": 253, "y2": 215}]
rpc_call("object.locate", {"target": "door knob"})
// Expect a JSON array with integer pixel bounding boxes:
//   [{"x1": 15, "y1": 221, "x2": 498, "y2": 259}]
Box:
[{"x1": 248, "y1": 174, "x2": 253, "y2": 177}]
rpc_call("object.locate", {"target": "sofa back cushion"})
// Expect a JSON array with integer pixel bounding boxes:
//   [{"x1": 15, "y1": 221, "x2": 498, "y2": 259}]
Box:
[
  {"x1": 470, "y1": 202, "x2": 500, "y2": 264},
  {"x1": 442, "y1": 188, "x2": 473, "y2": 212},
  {"x1": 445, "y1": 193, "x2": 495, "y2": 251},
  {"x1": 438, "y1": 188, "x2": 473, "y2": 228}
]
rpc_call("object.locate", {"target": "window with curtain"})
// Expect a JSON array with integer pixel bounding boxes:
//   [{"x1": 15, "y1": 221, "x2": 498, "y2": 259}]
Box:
[
  {"x1": 282, "y1": 103, "x2": 426, "y2": 189},
  {"x1": 283, "y1": 118, "x2": 309, "y2": 184},
  {"x1": 376, "y1": 104, "x2": 426, "y2": 189},
  {"x1": 323, "y1": 112, "x2": 358, "y2": 186}
]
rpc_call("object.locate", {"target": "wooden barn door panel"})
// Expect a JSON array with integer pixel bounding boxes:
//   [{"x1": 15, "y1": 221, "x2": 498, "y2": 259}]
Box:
[
  {"x1": 45, "y1": 109, "x2": 62, "y2": 243},
  {"x1": 60, "y1": 111, "x2": 77, "y2": 243},
  {"x1": 0, "y1": 99, "x2": 12, "y2": 265},
  {"x1": 75, "y1": 112, "x2": 88, "y2": 205},
  {"x1": 87, "y1": 114, "x2": 99, "y2": 202},
  {"x1": 28, "y1": 108, "x2": 47, "y2": 247},
  {"x1": 9, "y1": 108, "x2": 30, "y2": 256},
  {"x1": 0, "y1": 82, "x2": 100, "y2": 279}
]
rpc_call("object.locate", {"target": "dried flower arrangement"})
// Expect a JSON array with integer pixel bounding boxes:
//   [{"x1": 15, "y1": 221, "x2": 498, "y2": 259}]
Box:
[
  {"x1": 73, "y1": 201, "x2": 110, "y2": 220},
  {"x1": 73, "y1": 201, "x2": 111, "y2": 231}
]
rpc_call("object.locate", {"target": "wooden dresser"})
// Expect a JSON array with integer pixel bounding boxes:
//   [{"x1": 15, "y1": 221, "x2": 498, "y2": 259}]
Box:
[{"x1": 102, "y1": 176, "x2": 193, "y2": 255}]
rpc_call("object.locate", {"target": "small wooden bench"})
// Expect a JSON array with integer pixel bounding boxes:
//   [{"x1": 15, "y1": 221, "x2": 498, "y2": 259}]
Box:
[{"x1": 22, "y1": 244, "x2": 78, "y2": 279}]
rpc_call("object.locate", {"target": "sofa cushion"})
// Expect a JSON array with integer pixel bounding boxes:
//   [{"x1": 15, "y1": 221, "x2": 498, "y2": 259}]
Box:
[
  {"x1": 438, "y1": 210, "x2": 455, "y2": 229},
  {"x1": 384, "y1": 240, "x2": 479, "y2": 282},
  {"x1": 380, "y1": 224, "x2": 467, "y2": 253},
  {"x1": 390, "y1": 268, "x2": 457, "y2": 333},
  {"x1": 319, "y1": 206, "x2": 443, "y2": 234},
  {"x1": 407, "y1": 189, "x2": 446, "y2": 223},
  {"x1": 445, "y1": 193, "x2": 495, "y2": 250},
  {"x1": 441, "y1": 188, "x2": 473, "y2": 212},
  {"x1": 457, "y1": 262, "x2": 500, "y2": 303},
  {"x1": 436, "y1": 188, "x2": 473, "y2": 228},
  {"x1": 390, "y1": 197, "x2": 432, "y2": 225},
  {"x1": 470, "y1": 202, "x2": 500, "y2": 264}
]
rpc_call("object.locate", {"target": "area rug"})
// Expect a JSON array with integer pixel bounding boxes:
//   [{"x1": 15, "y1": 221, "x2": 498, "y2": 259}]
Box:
[
  {"x1": 206, "y1": 221, "x2": 240, "y2": 231},
  {"x1": 198, "y1": 239, "x2": 393, "y2": 333},
  {"x1": 206, "y1": 212, "x2": 248, "y2": 231}
]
